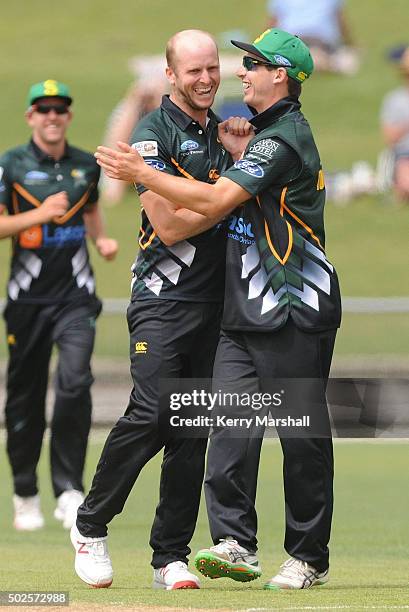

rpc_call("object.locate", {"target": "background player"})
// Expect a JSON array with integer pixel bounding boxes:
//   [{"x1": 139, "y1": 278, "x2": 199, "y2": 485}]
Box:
[{"x1": 0, "y1": 79, "x2": 118, "y2": 531}]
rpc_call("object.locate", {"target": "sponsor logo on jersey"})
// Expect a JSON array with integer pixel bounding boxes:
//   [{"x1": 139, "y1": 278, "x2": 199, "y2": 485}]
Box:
[
  {"x1": 24, "y1": 170, "x2": 49, "y2": 185},
  {"x1": 228, "y1": 215, "x2": 255, "y2": 237},
  {"x1": 71, "y1": 168, "x2": 87, "y2": 186},
  {"x1": 144, "y1": 159, "x2": 166, "y2": 171},
  {"x1": 249, "y1": 139, "x2": 279, "y2": 159},
  {"x1": 273, "y1": 54, "x2": 292, "y2": 67},
  {"x1": 42, "y1": 224, "x2": 86, "y2": 247},
  {"x1": 234, "y1": 159, "x2": 264, "y2": 178},
  {"x1": 180, "y1": 140, "x2": 199, "y2": 151},
  {"x1": 132, "y1": 140, "x2": 159, "y2": 156},
  {"x1": 135, "y1": 341, "x2": 148, "y2": 354}
]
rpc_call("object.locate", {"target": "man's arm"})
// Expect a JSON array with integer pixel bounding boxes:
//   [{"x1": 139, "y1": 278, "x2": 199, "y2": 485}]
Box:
[
  {"x1": 139, "y1": 191, "x2": 225, "y2": 246},
  {"x1": 96, "y1": 143, "x2": 251, "y2": 218},
  {"x1": 0, "y1": 192, "x2": 69, "y2": 240},
  {"x1": 83, "y1": 203, "x2": 118, "y2": 260}
]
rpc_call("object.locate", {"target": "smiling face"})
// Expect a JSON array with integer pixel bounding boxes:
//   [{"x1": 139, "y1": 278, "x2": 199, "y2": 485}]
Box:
[
  {"x1": 26, "y1": 97, "x2": 72, "y2": 149},
  {"x1": 237, "y1": 54, "x2": 288, "y2": 114},
  {"x1": 166, "y1": 31, "x2": 220, "y2": 119}
]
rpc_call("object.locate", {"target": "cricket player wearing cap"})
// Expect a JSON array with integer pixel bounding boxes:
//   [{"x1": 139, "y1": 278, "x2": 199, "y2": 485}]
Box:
[
  {"x1": 96, "y1": 28, "x2": 342, "y2": 590},
  {"x1": 0, "y1": 79, "x2": 118, "y2": 532}
]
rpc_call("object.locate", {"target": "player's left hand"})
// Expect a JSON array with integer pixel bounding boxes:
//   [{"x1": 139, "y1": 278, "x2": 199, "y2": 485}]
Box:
[
  {"x1": 95, "y1": 142, "x2": 147, "y2": 183},
  {"x1": 95, "y1": 236, "x2": 118, "y2": 261}
]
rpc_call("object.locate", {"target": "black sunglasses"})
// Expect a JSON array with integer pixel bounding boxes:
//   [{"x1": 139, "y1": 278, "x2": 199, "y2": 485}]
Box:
[
  {"x1": 242, "y1": 56, "x2": 275, "y2": 71},
  {"x1": 34, "y1": 103, "x2": 69, "y2": 115}
]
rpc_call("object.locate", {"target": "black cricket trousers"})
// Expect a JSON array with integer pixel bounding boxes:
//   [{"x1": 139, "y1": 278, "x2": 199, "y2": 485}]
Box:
[
  {"x1": 77, "y1": 299, "x2": 222, "y2": 569},
  {"x1": 4, "y1": 300, "x2": 101, "y2": 498},
  {"x1": 205, "y1": 319, "x2": 336, "y2": 572}
]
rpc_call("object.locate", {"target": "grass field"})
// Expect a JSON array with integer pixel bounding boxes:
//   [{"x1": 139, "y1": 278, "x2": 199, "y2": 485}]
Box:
[{"x1": 1, "y1": 437, "x2": 408, "y2": 610}]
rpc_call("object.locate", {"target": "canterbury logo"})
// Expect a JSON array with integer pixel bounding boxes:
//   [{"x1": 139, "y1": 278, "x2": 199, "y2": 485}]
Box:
[
  {"x1": 135, "y1": 341, "x2": 148, "y2": 354},
  {"x1": 77, "y1": 542, "x2": 89, "y2": 554}
]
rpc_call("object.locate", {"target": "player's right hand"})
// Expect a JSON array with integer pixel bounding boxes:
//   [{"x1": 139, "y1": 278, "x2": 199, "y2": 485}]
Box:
[{"x1": 39, "y1": 192, "x2": 69, "y2": 222}]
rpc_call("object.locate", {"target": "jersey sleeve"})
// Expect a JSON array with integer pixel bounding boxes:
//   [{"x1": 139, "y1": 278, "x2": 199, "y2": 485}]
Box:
[
  {"x1": 0, "y1": 152, "x2": 13, "y2": 211},
  {"x1": 129, "y1": 124, "x2": 178, "y2": 195},
  {"x1": 221, "y1": 136, "x2": 301, "y2": 197}
]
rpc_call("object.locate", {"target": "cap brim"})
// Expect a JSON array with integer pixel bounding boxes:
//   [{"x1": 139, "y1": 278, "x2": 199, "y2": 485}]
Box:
[
  {"x1": 31, "y1": 95, "x2": 72, "y2": 106},
  {"x1": 231, "y1": 40, "x2": 270, "y2": 62}
]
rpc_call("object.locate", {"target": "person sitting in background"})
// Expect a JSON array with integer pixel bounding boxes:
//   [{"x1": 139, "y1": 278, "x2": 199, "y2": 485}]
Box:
[
  {"x1": 380, "y1": 46, "x2": 409, "y2": 202},
  {"x1": 266, "y1": 0, "x2": 359, "y2": 75}
]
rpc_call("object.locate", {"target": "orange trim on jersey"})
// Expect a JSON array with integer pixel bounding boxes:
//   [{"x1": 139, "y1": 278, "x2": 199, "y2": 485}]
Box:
[
  {"x1": 257, "y1": 195, "x2": 292, "y2": 265},
  {"x1": 12, "y1": 191, "x2": 20, "y2": 214},
  {"x1": 138, "y1": 226, "x2": 156, "y2": 250},
  {"x1": 12, "y1": 182, "x2": 95, "y2": 225},
  {"x1": 279, "y1": 187, "x2": 323, "y2": 250},
  {"x1": 170, "y1": 158, "x2": 195, "y2": 180}
]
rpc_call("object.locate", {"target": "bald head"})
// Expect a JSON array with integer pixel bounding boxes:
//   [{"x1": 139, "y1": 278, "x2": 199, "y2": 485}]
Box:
[{"x1": 166, "y1": 29, "x2": 218, "y2": 71}]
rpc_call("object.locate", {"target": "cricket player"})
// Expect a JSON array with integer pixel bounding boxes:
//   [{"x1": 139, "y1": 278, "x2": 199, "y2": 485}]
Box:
[
  {"x1": 0, "y1": 79, "x2": 118, "y2": 531},
  {"x1": 95, "y1": 29, "x2": 342, "y2": 590},
  {"x1": 71, "y1": 30, "x2": 232, "y2": 590}
]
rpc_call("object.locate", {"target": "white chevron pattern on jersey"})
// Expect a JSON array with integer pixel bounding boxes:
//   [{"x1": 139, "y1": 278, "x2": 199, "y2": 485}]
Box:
[
  {"x1": 72, "y1": 246, "x2": 94, "y2": 295},
  {"x1": 140, "y1": 240, "x2": 197, "y2": 296},
  {"x1": 8, "y1": 251, "x2": 42, "y2": 300}
]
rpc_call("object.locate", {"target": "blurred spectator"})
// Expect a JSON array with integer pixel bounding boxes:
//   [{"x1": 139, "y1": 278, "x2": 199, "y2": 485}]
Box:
[
  {"x1": 101, "y1": 56, "x2": 168, "y2": 205},
  {"x1": 266, "y1": 0, "x2": 360, "y2": 75},
  {"x1": 380, "y1": 46, "x2": 409, "y2": 202}
]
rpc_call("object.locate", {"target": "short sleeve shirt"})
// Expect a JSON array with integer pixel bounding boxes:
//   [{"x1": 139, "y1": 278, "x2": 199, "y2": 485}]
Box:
[
  {"x1": 0, "y1": 140, "x2": 100, "y2": 304},
  {"x1": 129, "y1": 95, "x2": 231, "y2": 303},
  {"x1": 220, "y1": 98, "x2": 341, "y2": 332}
]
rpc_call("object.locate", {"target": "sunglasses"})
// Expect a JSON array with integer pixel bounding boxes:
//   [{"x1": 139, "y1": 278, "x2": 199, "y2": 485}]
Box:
[
  {"x1": 34, "y1": 103, "x2": 69, "y2": 115},
  {"x1": 242, "y1": 56, "x2": 275, "y2": 71}
]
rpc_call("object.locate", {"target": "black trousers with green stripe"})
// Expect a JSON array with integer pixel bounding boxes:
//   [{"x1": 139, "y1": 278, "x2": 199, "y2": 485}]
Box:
[
  {"x1": 77, "y1": 299, "x2": 222, "y2": 568},
  {"x1": 205, "y1": 319, "x2": 336, "y2": 573}
]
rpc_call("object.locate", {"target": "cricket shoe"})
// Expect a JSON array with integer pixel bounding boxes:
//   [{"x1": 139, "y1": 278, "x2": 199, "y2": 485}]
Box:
[
  {"x1": 54, "y1": 489, "x2": 85, "y2": 529},
  {"x1": 194, "y1": 538, "x2": 261, "y2": 582},
  {"x1": 70, "y1": 524, "x2": 113, "y2": 588},
  {"x1": 264, "y1": 557, "x2": 329, "y2": 590},
  {"x1": 153, "y1": 561, "x2": 200, "y2": 590},
  {"x1": 13, "y1": 494, "x2": 44, "y2": 531}
]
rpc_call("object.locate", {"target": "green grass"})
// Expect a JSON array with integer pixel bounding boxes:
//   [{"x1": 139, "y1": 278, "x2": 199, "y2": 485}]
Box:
[{"x1": 1, "y1": 438, "x2": 408, "y2": 608}]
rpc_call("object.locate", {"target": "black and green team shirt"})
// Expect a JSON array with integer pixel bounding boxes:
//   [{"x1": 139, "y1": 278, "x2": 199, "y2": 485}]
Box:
[
  {"x1": 130, "y1": 95, "x2": 230, "y2": 303},
  {"x1": 0, "y1": 139, "x2": 100, "y2": 304},
  {"x1": 221, "y1": 97, "x2": 342, "y2": 332}
]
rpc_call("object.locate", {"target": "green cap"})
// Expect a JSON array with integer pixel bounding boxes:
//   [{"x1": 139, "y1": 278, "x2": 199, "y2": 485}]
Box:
[
  {"x1": 27, "y1": 79, "x2": 73, "y2": 107},
  {"x1": 231, "y1": 29, "x2": 314, "y2": 83}
]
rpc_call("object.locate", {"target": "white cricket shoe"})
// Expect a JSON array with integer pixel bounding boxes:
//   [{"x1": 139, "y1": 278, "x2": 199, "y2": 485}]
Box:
[
  {"x1": 153, "y1": 561, "x2": 200, "y2": 590},
  {"x1": 54, "y1": 490, "x2": 85, "y2": 530},
  {"x1": 70, "y1": 523, "x2": 113, "y2": 588},
  {"x1": 264, "y1": 557, "x2": 329, "y2": 590},
  {"x1": 195, "y1": 538, "x2": 261, "y2": 582},
  {"x1": 13, "y1": 494, "x2": 44, "y2": 531}
]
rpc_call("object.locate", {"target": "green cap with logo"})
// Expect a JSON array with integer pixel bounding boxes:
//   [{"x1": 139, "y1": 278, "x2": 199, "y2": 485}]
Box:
[
  {"x1": 27, "y1": 79, "x2": 73, "y2": 107},
  {"x1": 231, "y1": 28, "x2": 314, "y2": 83}
]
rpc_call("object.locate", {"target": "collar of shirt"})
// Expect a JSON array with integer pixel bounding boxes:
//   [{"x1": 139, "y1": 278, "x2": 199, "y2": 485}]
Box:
[
  {"x1": 249, "y1": 96, "x2": 301, "y2": 133},
  {"x1": 28, "y1": 138, "x2": 72, "y2": 162},
  {"x1": 161, "y1": 95, "x2": 219, "y2": 131}
]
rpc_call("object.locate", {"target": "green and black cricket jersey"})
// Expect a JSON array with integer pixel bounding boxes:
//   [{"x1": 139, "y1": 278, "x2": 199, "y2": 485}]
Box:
[
  {"x1": 221, "y1": 97, "x2": 342, "y2": 332},
  {"x1": 130, "y1": 95, "x2": 230, "y2": 303},
  {"x1": 0, "y1": 139, "x2": 100, "y2": 304}
]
